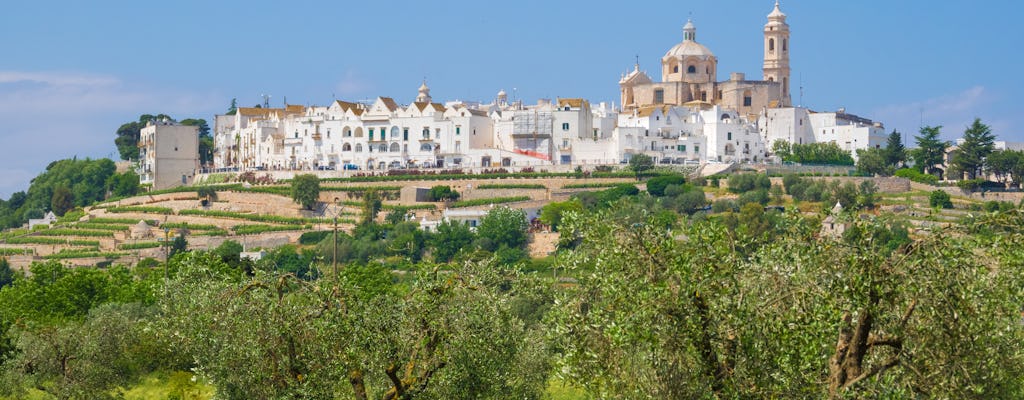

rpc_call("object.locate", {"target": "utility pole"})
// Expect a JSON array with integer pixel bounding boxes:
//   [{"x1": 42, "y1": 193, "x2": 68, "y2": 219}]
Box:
[
  {"x1": 163, "y1": 227, "x2": 170, "y2": 298},
  {"x1": 333, "y1": 215, "x2": 338, "y2": 282}
]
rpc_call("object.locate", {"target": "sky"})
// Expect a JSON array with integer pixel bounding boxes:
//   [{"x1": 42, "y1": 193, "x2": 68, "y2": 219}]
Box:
[{"x1": 1, "y1": 0, "x2": 1021, "y2": 198}]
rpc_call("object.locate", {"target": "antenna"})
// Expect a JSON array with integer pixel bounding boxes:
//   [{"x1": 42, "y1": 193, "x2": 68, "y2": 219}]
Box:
[
  {"x1": 261, "y1": 94, "x2": 271, "y2": 109},
  {"x1": 798, "y1": 73, "x2": 804, "y2": 107}
]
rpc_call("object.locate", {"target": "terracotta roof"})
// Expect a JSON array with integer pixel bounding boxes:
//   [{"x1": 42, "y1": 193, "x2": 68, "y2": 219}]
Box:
[
  {"x1": 430, "y1": 103, "x2": 446, "y2": 112},
  {"x1": 333, "y1": 100, "x2": 359, "y2": 111},
  {"x1": 379, "y1": 97, "x2": 399, "y2": 111},
  {"x1": 557, "y1": 98, "x2": 587, "y2": 108},
  {"x1": 237, "y1": 107, "x2": 276, "y2": 116},
  {"x1": 285, "y1": 105, "x2": 305, "y2": 114},
  {"x1": 468, "y1": 109, "x2": 488, "y2": 117},
  {"x1": 636, "y1": 106, "x2": 667, "y2": 117},
  {"x1": 413, "y1": 102, "x2": 429, "y2": 112}
]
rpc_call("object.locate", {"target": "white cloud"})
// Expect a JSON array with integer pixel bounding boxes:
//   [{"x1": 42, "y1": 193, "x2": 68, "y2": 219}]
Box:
[
  {"x1": 872, "y1": 86, "x2": 993, "y2": 140},
  {"x1": 0, "y1": 70, "x2": 222, "y2": 198}
]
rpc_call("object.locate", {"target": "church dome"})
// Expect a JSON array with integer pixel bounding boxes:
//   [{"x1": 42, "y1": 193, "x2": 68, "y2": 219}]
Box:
[{"x1": 665, "y1": 40, "x2": 715, "y2": 59}]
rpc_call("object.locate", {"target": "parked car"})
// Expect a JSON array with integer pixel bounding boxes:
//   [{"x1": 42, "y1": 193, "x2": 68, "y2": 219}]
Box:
[{"x1": 342, "y1": 164, "x2": 359, "y2": 170}]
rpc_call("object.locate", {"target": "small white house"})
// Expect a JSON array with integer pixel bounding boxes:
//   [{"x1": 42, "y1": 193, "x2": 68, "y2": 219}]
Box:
[{"x1": 28, "y1": 211, "x2": 57, "y2": 229}]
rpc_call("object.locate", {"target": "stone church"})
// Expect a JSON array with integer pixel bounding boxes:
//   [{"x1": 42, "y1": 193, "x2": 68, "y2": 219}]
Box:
[{"x1": 619, "y1": 1, "x2": 792, "y2": 118}]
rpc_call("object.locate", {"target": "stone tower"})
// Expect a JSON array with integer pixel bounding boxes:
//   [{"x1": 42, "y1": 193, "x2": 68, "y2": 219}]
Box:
[
  {"x1": 416, "y1": 80, "x2": 432, "y2": 103},
  {"x1": 763, "y1": 1, "x2": 791, "y2": 105}
]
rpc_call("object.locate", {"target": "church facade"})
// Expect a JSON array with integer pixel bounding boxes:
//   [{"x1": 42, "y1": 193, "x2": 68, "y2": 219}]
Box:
[{"x1": 619, "y1": 2, "x2": 791, "y2": 119}]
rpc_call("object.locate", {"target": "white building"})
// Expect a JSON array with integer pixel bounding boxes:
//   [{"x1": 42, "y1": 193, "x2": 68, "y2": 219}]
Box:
[
  {"x1": 138, "y1": 119, "x2": 199, "y2": 190},
  {"x1": 759, "y1": 107, "x2": 887, "y2": 159},
  {"x1": 617, "y1": 104, "x2": 766, "y2": 164}
]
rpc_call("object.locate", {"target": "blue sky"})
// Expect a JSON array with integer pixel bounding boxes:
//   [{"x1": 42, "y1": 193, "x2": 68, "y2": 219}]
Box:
[{"x1": 1, "y1": 0, "x2": 1021, "y2": 198}]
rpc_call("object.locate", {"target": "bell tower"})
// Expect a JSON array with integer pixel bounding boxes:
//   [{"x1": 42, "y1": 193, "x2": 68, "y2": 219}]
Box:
[{"x1": 763, "y1": 1, "x2": 791, "y2": 105}]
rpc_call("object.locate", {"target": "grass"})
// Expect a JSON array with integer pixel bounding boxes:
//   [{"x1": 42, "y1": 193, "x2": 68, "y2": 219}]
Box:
[
  {"x1": 118, "y1": 371, "x2": 215, "y2": 400},
  {"x1": 448, "y1": 196, "x2": 531, "y2": 208},
  {"x1": 72, "y1": 222, "x2": 131, "y2": 231},
  {"x1": 546, "y1": 379, "x2": 587, "y2": 400},
  {"x1": 476, "y1": 183, "x2": 547, "y2": 190}
]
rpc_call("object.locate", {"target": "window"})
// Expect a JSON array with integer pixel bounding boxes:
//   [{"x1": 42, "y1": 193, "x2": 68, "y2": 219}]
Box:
[
  {"x1": 673, "y1": 65, "x2": 679, "y2": 73},
  {"x1": 562, "y1": 123, "x2": 570, "y2": 130},
  {"x1": 390, "y1": 126, "x2": 400, "y2": 138},
  {"x1": 727, "y1": 132, "x2": 732, "y2": 140},
  {"x1": 355, "y1": 144, "x2": 362, "y2": 152},
  {"x1": 687, "y1": 65, "x2": 696, "y2": 74},
  {"x1": 422, "y1": 128, "x2": 430, "y2": 140},
  {"x1": 369, "y1": 128, "x2": 374, "y2": 141},
  {"x1": 562, "y1": 139, "x2": 569, "y2": 148},
  {"x1": 420, "y1": 143, "x2": 433, "y2": 151},
  {"x1": 294, "y1": 131, "x2": 299, "y2": 138},
  {"x1": 342, "y1": 143, "x2": 351, "y2": 151},
  {"x1": 679, "y1": 145, "x2": 686, "y2": 152},
  {"x1": 378, "y1": 144, "x2": 386, "y2": 152},
  {"x1": 694, "y1": 145, "x2": 700, "y2": 153},
  {"x1": 455, "y1": 141, "x2": 461, "y2": 151},
  {"x1": 743, "y1": 90, "x2": 753, "y2": 107},
  {"x1": 390, "y1": 142, "x2": 400, "y2": 152},
  {"x1": 654, "y1": 89, "x2": 664, "y2": 104},
  {"x1": 783, "y1": 39, "x2": 787, "y2": 52},
  {"x1": 769, "y1": 38, "x2": 775, "y2": 52},
  {"x1": 456, "y1": 126, "x2": 461, "y2": 135},
  {"x1": 700, "y1": 91, "x2": 707, "y2": 101}
]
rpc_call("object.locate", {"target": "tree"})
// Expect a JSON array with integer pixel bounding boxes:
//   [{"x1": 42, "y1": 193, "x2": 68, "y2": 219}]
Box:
[
  {"x1": 50, "y1": 186, "x2": 74, "y2": 217},
  {"x1": 180, "y1": 118, "x2": 213, "y2": 166},
  {"x1": 646, "y1": 174, "x2": 686, "y2": 196},
  {"x1": 476, "y1": 206, "x2": 528, "y2": 252},
  {"x1": 0, "y1": 258, "x2": 13, "y2": 289},
  {"x1": 539, "y1": 199, "x2": 582, "y2": 232},
  {"x1": 771, "y1": 139, "x2": 792, "y2": 160},
  {"x1": 629, "y1": 154, "x2": 654, "y2": 180},
  {"x1": 856, "y1": 147, "x2": 892, "y2": 176},
  {"x1": 884, "y1": 130, "x2": 906, "y2": 168},
  {"x1": 290, "y1": 174, "x2": 320, "y2": 210},
  {"x1": 951, "y1": 118, "x2": 996, "y2": 180},
  {"x1": 426, "y1": 185, "x2": 459, "y2": 202},
  {"x1": 169, "y1": 233, "x2": 188, "y2": 258},
  {"x1": 910, "y1": 125, "x2": 949, "y2": 177},
  {"x1": 226, "y1": 98, "x2": 238, "y2": 116},
  {"x1": 929, "y1": 190, "x2": 953, "y2": 209},
  {"x1": 430, "y1": 219, "x2": 476, "y2": 262},
  {"x1": 106, "y1": 171, "x2": 140, "y2": 198},
  {"x1": 360, "y1": 189, "x2": 382, "y2": 226},
  {"x1": 984, "y1": 150, "x2": 1022, "y2": 187}
]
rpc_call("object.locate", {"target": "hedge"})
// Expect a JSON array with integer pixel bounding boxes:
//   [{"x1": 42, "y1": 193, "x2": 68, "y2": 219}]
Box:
[
  {"x1": 476, "y1": 183, "x2": 546, "y2": 190},
  {"x1": 106, "y1": 206, "x2": 174, "y2": 215},
  {"x1": 43, "y1": 250, "x2": 126, "y2": 260},
  {"x1": 448, "y1": 196, "x2": 531, "y2": 208},
  {"x1": 4, "y1": 237, "x2": 100, "y2": 246},
  {"x1": 35, "y1": 229, "x2": 115, "y2": 237},
  {"x1": 562, "y1": 182, "x2": 630, "y2": 189},
  {"x1": 232, "y1": 224, "x2": 307, "y2": 235},
  {"x1": 90, "y1": 217, "x2": 155, "y2": 225},
  {"x1": 72, "y1": 223, "x2": 130, "y2": 231},
  {"x1": 160, "y1": 222, "x2": 219, "y2": 230},
  {"x1": 118, "y1": 242, "x2": 162, "y2": 250},
  {"x1": 178, "y1": 209, "x2": 315, "y2": 225}
]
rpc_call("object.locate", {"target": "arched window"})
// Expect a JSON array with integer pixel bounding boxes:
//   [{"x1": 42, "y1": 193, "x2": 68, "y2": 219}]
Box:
[
  {"x1": 342, "y1": 143, "x2": 352, "y2": 151},
  {"x1": 687, "y1": 65, "x2": 696, "y2": 74},
  {"x1": 354, "y1": 127, "x2": 364, "y2": 137},
  {"x1": 390, "y1": 126, "x2": 400, "y2": 138},
  {"x1": 783, "y1": 39, "x2": 787, "y2": 52},
  {"x1": 389, "y1": 142, "x2": 400, "y2": 152},
  {"x1": 420, "y1": 143, "x2": 433, "y2": 151},
  {"x1": 673, "y1": 65, "x2": 679, "y2": 73},
  {"x1": 721, "y1": 113, "x2": 731, "y2": 121},
  {"x1": 355, "y1": 143, "x2": 363, "y2": 152},
  {"x1": 769, "y1": 38, "x2": 775, "y2": 52},
  {"x1": 343, "y1": 127, "x2": 352, "y2": 137}
]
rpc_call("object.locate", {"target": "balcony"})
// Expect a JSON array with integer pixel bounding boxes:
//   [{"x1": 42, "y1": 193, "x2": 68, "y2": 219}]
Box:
[
  {"x1": 284, "y1": 138, "x2": 303, "y2": 146},
  {"x1": 312, "y1": 133, "x2": 322, "y2": 141}
]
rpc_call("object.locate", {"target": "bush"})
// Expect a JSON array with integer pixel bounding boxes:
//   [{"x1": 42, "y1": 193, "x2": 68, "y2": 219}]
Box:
[
  {"x1": 427, "y1": 185, "x2": 461, "y2": 202},
  {"x1": 956, "y1": 179, "x2": 987, "y2": 193},
  {"x1": 894, "y1": 168, "x2": 939, "y2": 185},
  {"x1": 712, "y1": 199, "x2": 738, "y2": 213},
  {"x1": 737, "y1": 189, "x2": 770, "y2": 206},
  {"x1": 646, "y1": 175, "x2": 687, "y2": 197},
  {"x1": 476, "y1": 183, "x2": 546, "y2": 190},
  {"x1": 930, "y1": 190, "x2": 953, "y2": 209},
  {"x1": 727, "y1": 173, "x2": 771, "y2": 194},
  {"x1": 106, "y1": 206, "x2": 174, "y2": 215},
  {"x1": 299, "y1": 231, "x2": 333, "y2": 245},
  {"x1": 291, "y1": 174, "x2": 321, "y2": 210},
  {"x1": 232, "y1": 224, "x2": 304, "y2": 235}
]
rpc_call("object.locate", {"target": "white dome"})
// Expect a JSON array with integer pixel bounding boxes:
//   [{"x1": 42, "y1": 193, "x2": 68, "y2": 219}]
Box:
[{"x1": 665, "y1": 40, "x2": 715, "y2": 59}]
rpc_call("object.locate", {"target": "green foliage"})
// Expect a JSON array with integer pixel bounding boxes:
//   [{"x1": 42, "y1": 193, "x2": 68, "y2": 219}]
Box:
[
  {"x1": 984, "y1": 149, "x2": 1024, "y2": 187},
  {"x1": 298, "y1": 231, "x2": 332, "y2": 245},
  {"x1": 360, "y1": 189, "x2": 382, "y2": 226},
  {"x1": 646, "y1": 174, "x2": 687, "y2": 197},
  {"x1": 737, "y1": 189, "x2": 770, "y2": 206},
  {"x1": 290, "y1": 174, "x2": 321, "y2": 210},
  {"x1": 910, "y1": 125, "x2": 950, "y2": 176},
  {"x1": 177, "y1": 209, "x2": 317, "y2": 225},
  {"x1": 231, "y1": 224, "x2": 303, "y2": 235},
  {"x1": 118, "y1": 242, "x2": 162, "y2": 250},
  {"x1": 777, "y1": 141, "x2": 855, "y2": 165},
  {"x1": 855, "y1": 147, "x2": 892, "y2": 176},
  {"x1": 894, "y1": 168, "x2": 939, "y2": 185},
  {"x1": 169, "y1": 234, "x2": 187, "y2": 258},
  {"x1": 180, "y1": 118, "x2": 212, "y2": 166},
  {"x1": 50, "y1": 186, "x2": 74, "y2": 217},
  {"x1": 35, "y1": 228, "x2": 115, "y2": 237},
  {"x1": 106, "y1": 171, "x2": 141, "y2": 198},
  {"x1": 426, "y1": 185, "x2": 460, "y2": 201},
  {"x1": 539, "y1": 199, "x2": 583, "y2": 231},
  {"x1": 956, "y1": 178, "x2": 986, "y2": 193},
  {"x1": 884, "y1": 130, "x2": 907, "y2": 167},
  {"x1": 562, "y1": 182, "x2": 629, "y2": 189},
  {"x1": 106, "y1": 206, "x2": 174, "y2": 215},
  {"x1": 4, "y1": 237, "x2": 100, "y2": 246},
  {"x1": 449, "y1": 196, "x2": 530, "y2": 208},
  {"x1": 0, "y1": 258, "x2": 13, "y2": 289},
  {"x1": 929, "y1": 190, "x2": 953, "y2": 209},
  {"x1": 628, "y1": 154, "x2": 655, "y2": 179},
  {"x1": 951, "y1": 118, "x2": 996, "y2": 180},
  {"x1": 727, "y1": 173, "x2": 771, "y2": 193},
  {"x1": 476, "y1": 207, "x2": 528, "y2": 252},
  {"x1": 43, "y1": 250, "x2": 126, "y2": 260},
  {"x1": 430, "y1": 220, "x2": 476, "y2": 262},
  {"x1": 476, "y1": 183, "x2": 546, "y2": 190}
]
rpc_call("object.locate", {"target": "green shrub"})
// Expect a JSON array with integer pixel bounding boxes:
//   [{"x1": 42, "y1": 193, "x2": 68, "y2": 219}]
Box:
[
  {"x1": 476, "y1": 183, "x2": 546, "y2": 190},
  {"x1": 178, "y1": 209, "x2": 314, "y2": 225},
  {"x1": 929, "y1": 190, "x2": 953, "y2": 209},
  {"x1": 712, "y1": 199, "x2": 738, "y2": 213},
  {"x1": 427, "y1": 185, "x2": 461, "y2": 202},
  {"x1": 72, "y1": 223, "x2": 130, "y2": 231},
  {"x1": 232, "y1": 224, "x2": 305, "y2": 235},
  {"x1": 4, "y1": 237, "x2": 100, "y2": 246},
  {"x1": 894, "y1": 168, "x2": 939, "y2": 185},
  {"x1": 118, "y1": 242, "x2": 162, "y2": 250},
  {"x1": 727, "y1": 173, "x2": 771, "y2": 194},
  {"x1": 737, "y1": 189, "x2": 770, "y2": 206},
  {"x1": 562, "y1": 182, "x2": 629, "y2": 189},
  {"x1": 299, "y1": 231, "x2": 333, "y2": 245},
  {"x1": 646, "y1": 175, "x2": 687, "y2": 197},
  {"x1": 106, "y1": 206, "x2": 174, "y2": 215},
  {"x1": 35, "y1": 228, "x2": 115, "y2": 237}
]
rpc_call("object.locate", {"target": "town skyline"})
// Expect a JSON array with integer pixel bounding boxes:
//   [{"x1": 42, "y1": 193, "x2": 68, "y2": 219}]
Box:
[{"x1": 1, "y1": 0, "x2": 1021, "y2": 197}]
